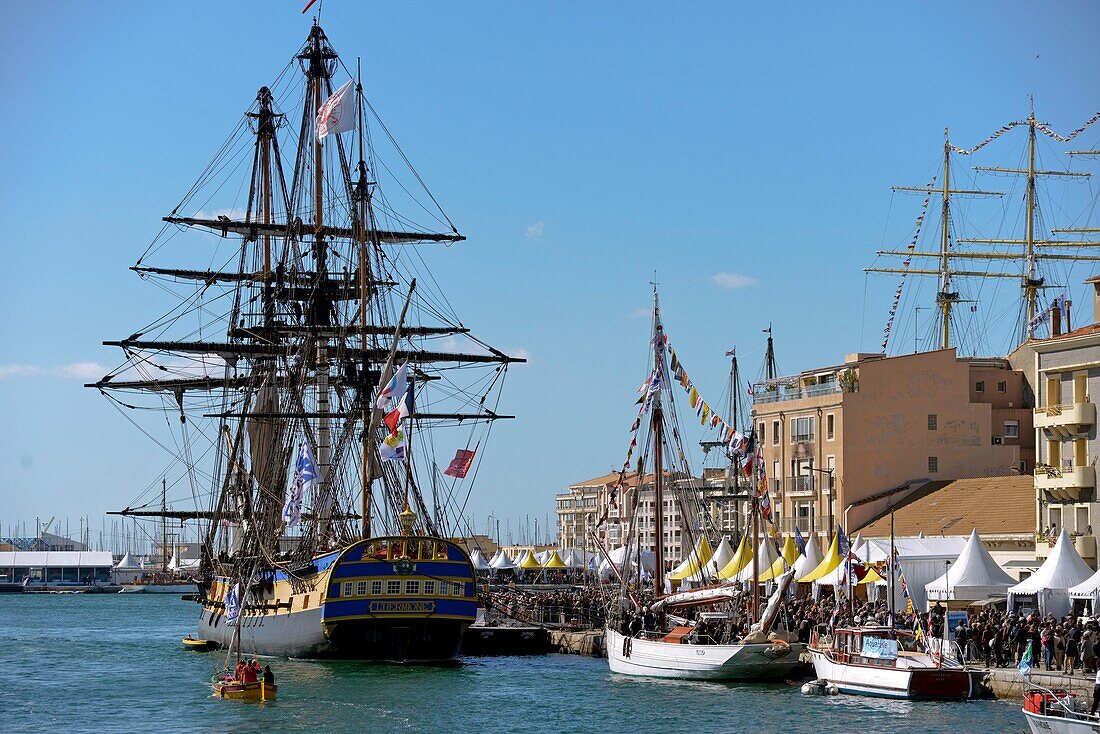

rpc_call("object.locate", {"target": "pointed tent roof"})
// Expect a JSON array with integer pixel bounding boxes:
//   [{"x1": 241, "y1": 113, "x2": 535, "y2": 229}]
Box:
[
  {"x1": 562, "y1": 548, "x2": 586, "y2": 569},
  {"x1": 1070, "y1": 566, "x2": 1100, "y2": 600},
  {"x1": 717, "y1": 534, "x2": 752, "y2": 579},
  {"x1": 114, "y1": 552, "x2": 137, "y2": 569},
  {"x1": 519, "y1": 550, "x2": 543, "y2": 569},
  {"x1": 759, "y1": 535, "x2": 801, "y2": 582},
  {"x1": 469, "y1": 549, "x2": 491, "y2": 571},
  {"x1": 792, "y1": 536, "x2": 823, "y2": 579},
  {"x1": 799, "y1": 532, "x2": 843, "y2": 582},
  {"x1": 737, "y1": 537, "x2": 781, "y2": 582},
  {"x1": 167, "y1": 553, "x2": 180, "y2": 571},
  {"x1": 1010, "y1": 528, "x2": 1093, "y2": 595},
  {"x1": 925, "y1": 530, "x2": 1015, "y2": 601},
  {"x1": 599, "y1": 545, "x2": 656, "y2": 576},
  {"x1": 668, "y1": 535, "x2": 713, "y2": 581},
  {"x1": 709, "y1": 538, "x2": 734, "y2": 577},
  {"x1": 535, "y1": 550, "x2": 552, "y2": 565},
  {"x1": 542, "y1": 550, "x2": 567, "y2": 569},
  {"x1": 490, "y1": 550, "x2": 516, "y2": 570}
]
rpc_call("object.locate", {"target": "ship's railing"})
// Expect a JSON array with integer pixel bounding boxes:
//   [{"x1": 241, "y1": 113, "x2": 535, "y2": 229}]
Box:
[{"x1": 360, "y1": 538, "x2": 454, "y2": 562}]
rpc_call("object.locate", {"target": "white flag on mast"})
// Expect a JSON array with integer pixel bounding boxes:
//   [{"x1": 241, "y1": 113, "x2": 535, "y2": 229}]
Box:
[{"x1": 316, "y1": 79, "x2": 356, "y2": 140}]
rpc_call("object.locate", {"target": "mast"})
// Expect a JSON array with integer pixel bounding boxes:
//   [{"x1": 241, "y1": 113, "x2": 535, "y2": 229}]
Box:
[
  {"x1": 729, "y1": 351, "x2": 742, "y2": 536},
  {"x1": 764, "y1": 326, "x2": 777, "y2": 381},
  {"x1": 888, "y1": 509, "x2": 896, "y2": 631},
  {"x1": 355, "y1": 57, "x2": 372, "y2": 539},
  {"x1": 161, "y1": 478, "x2": 168, "y2": 573},
  {"x1": 869, "y1": 105, "x2": 1100, "y2": 350},
  {"x1": 652, "y1": 291, "x2": 666, "y2": 597}
]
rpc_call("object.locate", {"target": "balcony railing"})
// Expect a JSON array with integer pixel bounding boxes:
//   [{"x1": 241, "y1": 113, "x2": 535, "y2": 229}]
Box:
[
  {"x1": 778, "y1": 516, "x2": 813, "y2": 534},
  {"x1": 1034, "y1": 402, "x2": 1096, "y2": 438},
  {"x1": 787, "y1": 476, "x2": 814, "y2": 494},
  {"x1": 752, "y1": 382, "x2": 843, "y2": 405}
]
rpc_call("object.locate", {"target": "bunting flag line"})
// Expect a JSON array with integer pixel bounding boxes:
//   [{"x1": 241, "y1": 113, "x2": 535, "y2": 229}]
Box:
[
  {"x1": 950, "y1": 121, "x2": 1024, "y2": 155},
  {"x1": 882, "y1": 176, "x2": 937, "y2": 351},
  {"x1": 1035, "y1": 111, "x2": 1100, "y2": 143}
]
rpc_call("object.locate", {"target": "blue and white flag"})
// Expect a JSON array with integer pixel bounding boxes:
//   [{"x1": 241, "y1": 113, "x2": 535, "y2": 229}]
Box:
[
  {"x1": 225, "y1": 582, "x2": 242, "y2": 625},
  {"x1": 282, "y1": 442, "x2": 318, "y2": 527},
  {"x1": 376, "y1": 361, "x2": 409, "y2": 409},
  {"x1": 1019, "y1": 640, "x2": 1033, "y2": 678},
  {"x1": 794, "y1": 526, "x2": 807, "y2": 555}
]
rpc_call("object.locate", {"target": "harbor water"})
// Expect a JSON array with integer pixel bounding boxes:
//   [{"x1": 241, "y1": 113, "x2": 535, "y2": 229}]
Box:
[{"x1": 1, "y1": 594, "x2": 1025, "y2": 733}]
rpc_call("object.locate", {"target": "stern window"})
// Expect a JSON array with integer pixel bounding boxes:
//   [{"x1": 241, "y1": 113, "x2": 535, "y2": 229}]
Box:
[
  {"x1": 342, "y1": 581, "x2": 353, "y2": 597},
  {"x1": 356, "y1": 580, "x2": 368, "y2": 596},
  {"x1": 387, "y1": 580, "x2": 401, "y2": 595},
  {"x1": 370, "y1": 580, "x2": 382, "y2": 595}
]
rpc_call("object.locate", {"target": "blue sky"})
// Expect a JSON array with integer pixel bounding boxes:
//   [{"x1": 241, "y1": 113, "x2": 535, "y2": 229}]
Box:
[{"x1": 2, "y1": 1, "x2": 1099, "y2": 547}]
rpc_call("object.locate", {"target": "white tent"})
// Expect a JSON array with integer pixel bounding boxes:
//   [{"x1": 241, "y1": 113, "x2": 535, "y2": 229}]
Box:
[
  {"x1": 863, "y1": 535, "x2": 967, "y2": 612},
  {"x1": 562, "y1": 548, "x2": 588, "y2": 570},
  {"x1": 598, "y1": 545, "x2": 656, "y2": 578},
  {"x1": 925, "y1": 529, "x2": 1015, "y2": 604},
  {"x1": 490, "y1": 550, "x2": 516, "y2": 570},
  {"x1": 1009, "y1": 528, "x2": 1094, "y2": 617},
  {"x1": 535, "y1": 549, "x2": 552, "y2": 565},
  {"x1": 114, "y1": 553, "x2": 138, "y2": 569},
  {"x1": 469, "y1": 549, "x2": 491, "y2": 572},
  {"x1": 1070, "y1": 567, "x2": 1100, "y2": 613},
  {"x1": 177, "y1": 558, "x2": 201, "y2": 571},
  {"x1": 734, "y1": 537, "x2": 781, "y2": 583},
  {"x1": 792, "y1": 537, "x2": 823, "y2": 580},
  {"x1": 708, "y1": 538, "x2": 735, "y2": 578},
  {"x1": 167, "y1": 553, "x2": 180, "y2": 571}
]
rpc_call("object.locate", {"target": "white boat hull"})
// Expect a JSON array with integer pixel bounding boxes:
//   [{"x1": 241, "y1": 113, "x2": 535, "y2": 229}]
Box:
[
  {"x1": 199, "y1": 604, "x2": 331, "y2": 658},
  {"x1": 807, "y1": 647, "x2": 971, "y2": 700},
  {"x1": 1024, "y1": 709, "x2": 1100, "y2": 734},
  {"x1": 119, "y1": 583, "x2": 198, "y2": 594},
  {"x1": 605, "y1": 628, "x2": 803, "y2": 681}
]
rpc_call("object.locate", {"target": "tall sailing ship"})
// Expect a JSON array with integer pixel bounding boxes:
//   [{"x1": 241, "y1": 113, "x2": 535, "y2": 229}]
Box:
[{"x1": 88, "y1": 22, "x2": 522, "y2": 661}]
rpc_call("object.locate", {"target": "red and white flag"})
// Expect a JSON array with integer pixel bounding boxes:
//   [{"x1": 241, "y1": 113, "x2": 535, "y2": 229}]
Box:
[
  {"x1": 444, "y1": 448, "x2": 477, "y2": 479},
  {"x1": 383, "y1": 389, "x2": 413, "y2": 436},
  {"x1": 317, "y1": 80, "x2": 356, "y2": 141}
]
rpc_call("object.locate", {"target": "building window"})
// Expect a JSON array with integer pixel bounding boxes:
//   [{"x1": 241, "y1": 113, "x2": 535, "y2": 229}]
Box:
[
  {"x1": 387, "y1": 580, "x2": 401, "y2": 595},
  {"x1": 342, "y1": 581, "x2": 354, "y2": 597},
  {"x1": 1004, "y1": 420, "x2": 1019, "y2": 439},
  {"x1": 997, "y1": 381, "x2": 1007, "y2": 393},
  {"x1": 927, "y1": 414, "x2": 937, "y2": 431},
  {"x1": 975, "y1": 381, "x2": 985, "y2": 393},
  {"x1": 371, "y1": 580, "x2": 382, "y2": 595},
  {"x1": 1020, "y1": 460, "x2": 1028, "y2": 474},
  {"x1": 405, "y1": 580, "x2": 421, "y2": 595},
  {"x1": 928, "y1": 456, "x2": 938, "y2": 473},
  {"x1": 772, "y1": 420, "x2": 780, "y2": 445},
  {"x1": 826, "y1": 413, "x2": 835, "y2": 441},
  {"x1": 357, "y1": 580, "x2": 368, "y2": 596},
  {"x1": 791, "y1": 416, "x2": 814, "y2": 443}
]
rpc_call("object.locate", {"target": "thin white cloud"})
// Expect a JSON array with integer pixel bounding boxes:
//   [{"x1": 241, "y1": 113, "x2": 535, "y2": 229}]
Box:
[
  {"x1": 525, "y1": 221, "x2": 546, "y2": 240},
  {"x1": 709, "y1": 272, "x2": 757, "y2": 290},
  {"x1": 509, "y1": 348, "x2": 532, "y2": 364},
  {"x1": 0, "y1": 362, "x2": 111, "y2": 380},
  {"x1": 629, "y1": 307, "x2": 650, "y2": 319}
]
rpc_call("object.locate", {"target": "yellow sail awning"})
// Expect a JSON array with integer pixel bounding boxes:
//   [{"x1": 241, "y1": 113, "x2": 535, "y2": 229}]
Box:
[
  {"x1": 668, "y1": 535, "x2": 714, "y2": 581},
  {"x1": 542, "y1": 550, "x2": 567, "y2": 569},
  {"x1": 759, "y1": 535, "x2": 801, "y2": 582},
  {"x1": 717, "y1": 535, "x2": 752, "y2": 579},
  {"x1": 798, "y1": 533, "x2": 842, "y2": 582}
]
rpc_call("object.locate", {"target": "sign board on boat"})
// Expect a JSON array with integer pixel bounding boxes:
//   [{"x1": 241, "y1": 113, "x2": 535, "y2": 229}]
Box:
[{"x1": 861, "y1": 637, "x2": 898, "y2": 660}]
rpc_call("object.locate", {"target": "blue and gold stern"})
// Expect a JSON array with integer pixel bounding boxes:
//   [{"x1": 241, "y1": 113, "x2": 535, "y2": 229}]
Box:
[{"x1": 321, "y1": 536, "x2": 477, "y2": 662}]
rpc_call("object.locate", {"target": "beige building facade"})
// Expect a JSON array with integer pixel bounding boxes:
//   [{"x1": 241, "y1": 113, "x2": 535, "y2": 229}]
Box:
[{"x1": 752, "y1": 348, "x2": 1034, "y2": 539}]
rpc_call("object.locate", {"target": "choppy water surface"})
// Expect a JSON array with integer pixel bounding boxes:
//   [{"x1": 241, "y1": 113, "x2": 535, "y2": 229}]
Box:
[{"x1": 0, "y1": 594, "x2": 1025, "y2": 733}]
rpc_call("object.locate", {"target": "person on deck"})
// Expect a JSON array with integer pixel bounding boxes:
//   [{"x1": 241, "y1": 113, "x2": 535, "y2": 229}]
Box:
[
  {"x1": 235, "y1": 660, "x2": 247, "y2": 682},
  {"x1": 263, "y1": 665, "x2": 275, "y2": 685}
]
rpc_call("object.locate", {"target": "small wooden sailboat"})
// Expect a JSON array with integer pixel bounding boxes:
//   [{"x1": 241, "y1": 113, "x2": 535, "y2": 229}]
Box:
[
  {"x1": 602, "y1": 288, "x2": 803, "y2": 681},
  {"x1": 212, "y1": 675, "x2": 277, "y2": 701},
  {"x1": 211, "y1": 588, "x2": 278, "y2": 701},
  {"x1": 181, "y1": 635, "x2": 218, "y2": 651}
]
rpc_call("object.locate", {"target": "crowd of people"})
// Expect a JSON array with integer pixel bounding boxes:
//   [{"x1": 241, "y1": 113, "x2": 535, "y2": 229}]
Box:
[
  {"x1": 953, "y1": 607, "x2": 1100, "y2": 674},
  {"x1": 482, "y1": 585, "x2": 606, "y2": 628}
]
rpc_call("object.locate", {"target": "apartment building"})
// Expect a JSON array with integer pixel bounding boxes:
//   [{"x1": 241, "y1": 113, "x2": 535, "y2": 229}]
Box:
[
  {"x1": 751, "y1": 348, "x2": 1034, "y2": 539},
  {"x1": 1010, "y1": 276, "x2": 1100, "y2": 566}
]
